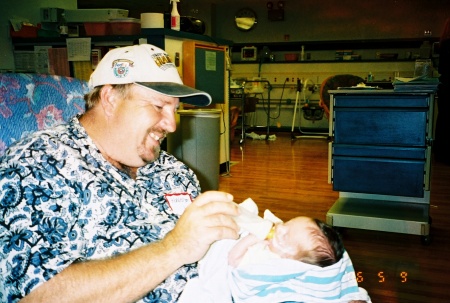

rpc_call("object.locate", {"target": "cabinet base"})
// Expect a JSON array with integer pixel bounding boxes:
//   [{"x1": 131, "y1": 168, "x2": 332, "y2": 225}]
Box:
[{"x1": 326, "y1": 197, "x2": 430, "y2": 236}]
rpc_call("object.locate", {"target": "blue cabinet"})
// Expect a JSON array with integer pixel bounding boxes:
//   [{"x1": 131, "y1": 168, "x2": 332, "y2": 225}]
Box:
[{"x1": 326, "y1": 90, "x2": 435, "y2": 243}]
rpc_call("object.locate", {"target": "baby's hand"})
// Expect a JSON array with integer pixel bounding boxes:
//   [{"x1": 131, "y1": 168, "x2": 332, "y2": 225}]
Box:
[{"x1": 228, "y1": 233, "x2": 260, "y2": 267}]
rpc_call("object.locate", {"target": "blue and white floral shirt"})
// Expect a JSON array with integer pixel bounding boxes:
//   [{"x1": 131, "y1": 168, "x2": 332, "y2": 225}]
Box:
[{"x1": 0, "y1": 116, "x2": 201, "y2": 303}]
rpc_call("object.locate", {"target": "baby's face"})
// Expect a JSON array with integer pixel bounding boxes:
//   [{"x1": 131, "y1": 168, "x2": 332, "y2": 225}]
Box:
[{"x1": 267, "y1": 216, "x2": 318, "y2": 259}]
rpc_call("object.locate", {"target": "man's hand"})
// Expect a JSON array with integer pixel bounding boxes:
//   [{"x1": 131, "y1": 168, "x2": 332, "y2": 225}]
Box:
[{"x1": 164, "y1": 191, "x2": 240, "y2": 265}]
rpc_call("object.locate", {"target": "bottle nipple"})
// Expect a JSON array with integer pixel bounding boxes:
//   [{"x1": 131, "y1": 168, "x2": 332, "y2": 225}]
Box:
[{"x1": 266, "y1": 225, "x2": 275, "y2": 239}]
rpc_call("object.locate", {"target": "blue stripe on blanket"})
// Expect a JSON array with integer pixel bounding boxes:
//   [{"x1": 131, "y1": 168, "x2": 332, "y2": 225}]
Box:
[
  {"x1": 233, "y1": 264, "x2": 355, "y2": 285},
  {"x1": 229, "y1": 251, "x2": 364, "y2": 302},
  {"x1": 247, "y1": 284, "x2": 360, "y2": 301}
]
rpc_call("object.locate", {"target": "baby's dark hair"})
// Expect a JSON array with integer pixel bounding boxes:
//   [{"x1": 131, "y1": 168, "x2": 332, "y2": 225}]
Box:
[{"x1": 301, "y1": 219, "x2": 345, "y2": 267}]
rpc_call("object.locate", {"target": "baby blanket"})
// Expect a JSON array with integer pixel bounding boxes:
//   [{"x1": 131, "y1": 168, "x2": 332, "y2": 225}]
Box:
[
  {"x1": 179, "y1": 239, "x2": 370, "y2": 303},
  {"x1": 228, "y1": 250, "x2": 370, "y2": 303},
  {"x1": 178, "y1": 200, "x2": 371, "y2": 303}
]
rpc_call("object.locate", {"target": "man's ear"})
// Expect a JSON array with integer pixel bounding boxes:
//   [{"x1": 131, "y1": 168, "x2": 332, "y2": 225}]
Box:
[{"x1": 99, "y1": 85, "x2": 117, "y2": 117}]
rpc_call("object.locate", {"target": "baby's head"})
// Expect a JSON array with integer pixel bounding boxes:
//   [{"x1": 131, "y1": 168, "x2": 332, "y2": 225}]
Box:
[{"x1": 267, "y1": 216, "x2": 344, "y2": 267}]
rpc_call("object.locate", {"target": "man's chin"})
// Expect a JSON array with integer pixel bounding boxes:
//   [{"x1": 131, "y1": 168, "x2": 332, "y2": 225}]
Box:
[{"x1": 142, "y1": 147, "x2": 161, "y2": 164}]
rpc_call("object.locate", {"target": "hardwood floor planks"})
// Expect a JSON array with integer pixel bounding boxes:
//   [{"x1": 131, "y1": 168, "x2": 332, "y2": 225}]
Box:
[{"x1": 219, "y1": 132, "x2": 450, "y2": 303}]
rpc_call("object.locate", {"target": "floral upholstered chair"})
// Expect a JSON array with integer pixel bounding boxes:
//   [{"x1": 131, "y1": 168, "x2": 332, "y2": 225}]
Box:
[{"x1": 0, "y1": 73, "x2": 89, "y2": 157}]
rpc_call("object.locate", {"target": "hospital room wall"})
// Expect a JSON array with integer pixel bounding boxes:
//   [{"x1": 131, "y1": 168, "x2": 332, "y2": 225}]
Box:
[
  {"x1": 207, "y1": 0, "x2": 449, "y2": 43},
  {"x1": 230, "y1": 60, "x2": 416, "y2": 130}
]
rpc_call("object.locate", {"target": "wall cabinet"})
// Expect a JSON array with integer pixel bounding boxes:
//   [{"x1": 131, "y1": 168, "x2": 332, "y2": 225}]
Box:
[
  {"x1": 326, "y1": 89, "x2": 435, "y2": 244},
  {"x1": 11, "y1": 29, "x2": 231, "y2": 77},
  {"x1": 230, "y1": 38, "x2": 438, "y2": 63},
  {"x1": 12, "y1": 29, "x2": 231, "y2": 49}
]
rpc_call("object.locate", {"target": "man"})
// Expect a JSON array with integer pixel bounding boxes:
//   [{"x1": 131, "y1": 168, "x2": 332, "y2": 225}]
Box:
[{"x1": 0, "y1": 44, "x2": 240, "y2": 303}]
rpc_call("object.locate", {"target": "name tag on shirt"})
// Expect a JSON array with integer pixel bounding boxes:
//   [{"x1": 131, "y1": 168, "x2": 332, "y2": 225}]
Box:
[{"x1": 165, "y1": 193, "x2": 192, "y2": 216}]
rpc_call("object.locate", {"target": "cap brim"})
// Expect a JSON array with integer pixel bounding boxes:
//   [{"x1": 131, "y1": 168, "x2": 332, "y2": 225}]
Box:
[{"x1": 136, "y1": 82, "x2": 212, "y2": 106}]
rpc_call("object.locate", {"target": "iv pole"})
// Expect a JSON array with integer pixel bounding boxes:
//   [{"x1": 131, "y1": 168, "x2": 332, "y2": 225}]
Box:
[
  {"x1": 290, "y1": 79, "x2": 328, "y2": 140},
  {"x1": 290, "y1": 78, "x2": 302, "y2": 139},
  {"x1": 239, "y1": 80, "x2": 272, "y2": 144}
]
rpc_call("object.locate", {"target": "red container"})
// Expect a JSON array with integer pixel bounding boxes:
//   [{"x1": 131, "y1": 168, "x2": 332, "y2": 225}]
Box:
[
  {"x1": 84, "y1": 22, "x2": 110, "y2": 36},
  {"x1": 110, "y1": 18, "x2": 140, "y2": 35},
  {"x1": 284, "y1": 53, "x2": 299, "y2": 62},
  {"x1": 10, "y1": 24, "x2": 40, "y2": 38}
]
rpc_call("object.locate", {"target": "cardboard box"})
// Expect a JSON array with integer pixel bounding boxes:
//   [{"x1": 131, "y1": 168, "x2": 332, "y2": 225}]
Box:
[{"x1": 65, "y1": 9, "x2": 128, "y2": 23}]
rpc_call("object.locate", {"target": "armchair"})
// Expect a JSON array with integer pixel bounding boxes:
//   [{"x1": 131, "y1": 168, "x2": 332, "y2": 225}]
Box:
[{"x1": 0, "y1": 73, "x2": 88, "y2": 157}]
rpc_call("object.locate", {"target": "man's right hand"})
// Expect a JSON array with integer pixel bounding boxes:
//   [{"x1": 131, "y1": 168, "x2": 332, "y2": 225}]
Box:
[{"x1": 163, "y1": 191, "x2": 240, "y2": 265}]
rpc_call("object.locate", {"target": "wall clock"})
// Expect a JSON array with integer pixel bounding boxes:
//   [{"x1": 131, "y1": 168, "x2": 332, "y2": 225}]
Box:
[{"x1": 235, "y1": 8, "x2": 257, "y2": 31}]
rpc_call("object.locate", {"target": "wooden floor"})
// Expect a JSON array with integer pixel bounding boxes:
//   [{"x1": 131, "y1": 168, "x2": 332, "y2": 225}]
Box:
[{"x1": 219, "y1": 132, "x2": 450, "y2": 303}]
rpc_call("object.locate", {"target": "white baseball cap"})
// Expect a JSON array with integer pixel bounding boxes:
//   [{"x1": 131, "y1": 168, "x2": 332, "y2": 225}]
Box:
[{"x1": 89, "y1": 44, "x2": 211, "y2": 106}]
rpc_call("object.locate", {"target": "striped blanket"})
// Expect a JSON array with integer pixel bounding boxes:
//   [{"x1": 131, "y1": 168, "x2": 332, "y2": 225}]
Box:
[
  {"x1": 228, "y1": 250, "x2": 370, "y2": 303},
  {"x1": 179, "y1": 238, "x2": 370, "y2": 303},
  {"x1": 179, "y1": 199, "x2": 370, "y2": 302}
]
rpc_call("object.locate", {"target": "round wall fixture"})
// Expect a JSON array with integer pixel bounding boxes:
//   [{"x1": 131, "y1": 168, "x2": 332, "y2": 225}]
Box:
[{"x1": 235, "y1": 8, "x2": 257, "y2": 31}]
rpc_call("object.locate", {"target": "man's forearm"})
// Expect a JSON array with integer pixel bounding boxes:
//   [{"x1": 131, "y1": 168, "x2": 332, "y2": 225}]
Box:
[{"x1": 20, "y1": 237, "x2": 183, "y2": 303}]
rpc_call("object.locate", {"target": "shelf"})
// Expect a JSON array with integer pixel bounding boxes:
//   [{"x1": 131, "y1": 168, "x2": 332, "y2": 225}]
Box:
[
  {"x1": 231, "y1": 37, "x2": 439, "y2": 53},
  {"x1": 232, "y1": 59, "x2": 417, "y2": 64},
  {"x1": 12, "y1": 29, "x2": 232, "y2": 48},
  {"x1": 326, "y1": 197, "x2": 430, "y2": 235},
  {"x1": 231, "y1": 38, "x2": 438, "y2": 64}
]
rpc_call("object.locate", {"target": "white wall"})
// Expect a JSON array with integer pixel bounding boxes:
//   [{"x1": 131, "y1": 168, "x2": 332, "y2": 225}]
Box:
[
  {"x1": 230, "y1": 60, "x2": 416, "y2": 131},
  {"x1": 1, "y1": 0, "x2": 77, "y2": 71}
]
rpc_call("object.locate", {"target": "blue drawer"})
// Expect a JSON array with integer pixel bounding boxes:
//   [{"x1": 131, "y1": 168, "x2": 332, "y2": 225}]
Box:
[
  {"x1": 333, "y1": 108, "x2": 427, "y2": 146},
  {"x1": 333, "y1": 144, "x2": 426, "y2": 159},
  {"x1": 333, "y1": 94, "x2": 429, "y2": 146},
  {"x1": 333, "y1": 94, "x2": 429, "y2": 108},
  {"x1": 332, "y1": 155, "x2": 425, "y2": 197}
]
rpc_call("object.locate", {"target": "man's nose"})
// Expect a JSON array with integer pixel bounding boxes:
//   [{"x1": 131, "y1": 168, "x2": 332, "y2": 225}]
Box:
[{"x1": 162, "y1": 111, "x2": 177, "y2": 133}]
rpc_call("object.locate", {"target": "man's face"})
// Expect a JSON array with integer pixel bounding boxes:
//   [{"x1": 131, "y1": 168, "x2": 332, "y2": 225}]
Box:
[{"x1": 107, "y1": 84, "x2": 179, "y2": 167}]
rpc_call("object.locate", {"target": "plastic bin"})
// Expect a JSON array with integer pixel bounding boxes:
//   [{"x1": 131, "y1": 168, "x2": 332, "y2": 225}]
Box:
[
  {"x1": 110, "y1": 18, "x2": 140, "y2": 35},
  {"x1": 177, "y1": 109, "x2": 221, "y2": 192},
  {"x1": 10, "y1": 24, "x2": 39, "y2": 38},
  {"x1": 84, "y1": 22, "x2": 110, "y2": 36}
]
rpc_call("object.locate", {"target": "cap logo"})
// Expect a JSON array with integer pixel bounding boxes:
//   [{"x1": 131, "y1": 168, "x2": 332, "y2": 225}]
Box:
[
  {"x1": 152, "y1": 52, "x2": 175, "y2": 71},
  {"x1": 111, "y1": 59, "x2": 134, "y2": 78}
]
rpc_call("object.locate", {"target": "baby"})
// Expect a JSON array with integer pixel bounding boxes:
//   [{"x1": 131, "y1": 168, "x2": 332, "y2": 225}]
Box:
[
  {"x1": 178, "y1": 198, "x2": 371, "y2": 303},
  {"x1": 228, "y1": 215, "x2": 344, "y2": 268}
]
